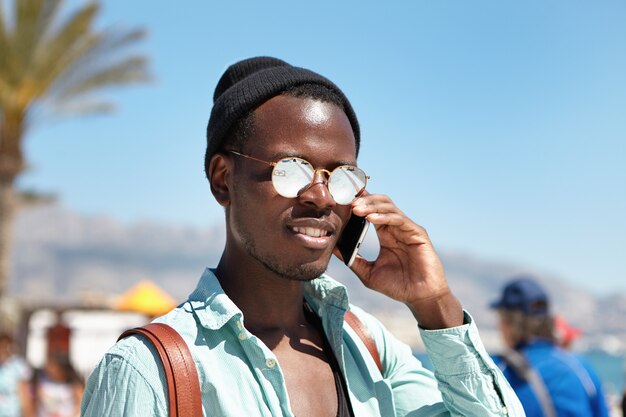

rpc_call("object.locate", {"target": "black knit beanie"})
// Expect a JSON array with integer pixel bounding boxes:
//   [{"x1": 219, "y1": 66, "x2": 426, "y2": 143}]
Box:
[{"x1": 205, "y1": 56, "x2": 360, "y2": 178}]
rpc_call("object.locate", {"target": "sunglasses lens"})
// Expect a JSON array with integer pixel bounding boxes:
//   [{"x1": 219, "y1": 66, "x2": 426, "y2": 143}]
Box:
[
  {"x1": 272, "y1": 158, "x2": 314, "y2": 198},
  {"x1": 329, "y1": 166, "x2": 367, "y2": 205}
]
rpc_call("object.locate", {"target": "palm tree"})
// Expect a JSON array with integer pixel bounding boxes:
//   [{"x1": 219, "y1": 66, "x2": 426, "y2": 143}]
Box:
[{"x1": 0, "y1": 0, "x2": 150, "y2": 299}]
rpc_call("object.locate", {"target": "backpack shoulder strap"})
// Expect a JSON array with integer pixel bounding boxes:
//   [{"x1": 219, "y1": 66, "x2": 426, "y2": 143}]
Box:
[
  {"x1": 501, "y1": 348, "x2": 557, "y2": 417},
  {"x1": 344, "y1": 310, "x2": 383, "y2": 374},
  {"x1": 118, "y1": 323, "x2": 202, "y2": 417}
]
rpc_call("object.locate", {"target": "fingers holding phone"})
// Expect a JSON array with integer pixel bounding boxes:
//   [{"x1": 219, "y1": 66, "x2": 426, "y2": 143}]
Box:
[{"x1": 336, "y1": 214, "x2": 369, "y2": 267}]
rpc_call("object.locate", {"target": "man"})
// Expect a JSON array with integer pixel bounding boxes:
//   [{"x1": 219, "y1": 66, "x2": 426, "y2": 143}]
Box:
[
  {"x1": 81, "y1": 56, "x2": 524, "y2": 416},
  {"x1": 491, "y1": 276, "x2": 609, "y2": 417}
]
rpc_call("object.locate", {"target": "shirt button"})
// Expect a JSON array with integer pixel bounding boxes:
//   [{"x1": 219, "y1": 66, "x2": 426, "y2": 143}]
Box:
[
  {"x1": 236, "y1": 320, "x2": 244, "y2": 330},
  {"x1": 238, "y1": 332, "x2": 248, "y2": 341},
  {"x1": 265, "y1": 358, "x2": 276, "y2": 368}
]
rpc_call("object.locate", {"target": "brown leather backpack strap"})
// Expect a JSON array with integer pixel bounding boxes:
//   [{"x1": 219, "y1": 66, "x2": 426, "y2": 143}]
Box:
[
  {"x1": 344, "y1": 310, "x2": 383, "y2": 374},
  {"x1": 118, "y1": 323, "x2": 202, "y2": 417}
]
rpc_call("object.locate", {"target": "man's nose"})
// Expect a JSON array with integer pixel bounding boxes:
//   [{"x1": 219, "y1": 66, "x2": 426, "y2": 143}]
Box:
[{"x1": 297, "y1": 170, "x2": 335, "y2": 209}]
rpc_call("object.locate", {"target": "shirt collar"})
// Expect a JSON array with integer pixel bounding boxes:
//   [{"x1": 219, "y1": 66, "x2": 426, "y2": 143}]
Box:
[
  {"x1": 304, "y1": 273, "x2": 351, "y2": 316},
  {"x1": 185, "y1": 268, "x2": 242, "y2": 330},
  {"x1": 185, "y1": 268, "x2": 351, "y2": 331}
]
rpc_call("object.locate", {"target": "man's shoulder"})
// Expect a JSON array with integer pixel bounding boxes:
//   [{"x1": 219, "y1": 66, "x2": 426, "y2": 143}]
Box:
[
  {"x1": 82, "y1": 334, "x2": 169, "y2": 416},
  {"x1": 103, "y1": 306, "x2": 197, "y2": 375},
  {"x1": 106, "y1": 330, "x2": 163, "y2": 373},
  {"x1": 525, "y1": 343, "x2": 591, "y2": 384},
  {"x1": 152, "y1": 303, "x2": 200, "y2": 339},
  {"x1": 83, "y1": 321, "x2": 178, "y2": 404}
]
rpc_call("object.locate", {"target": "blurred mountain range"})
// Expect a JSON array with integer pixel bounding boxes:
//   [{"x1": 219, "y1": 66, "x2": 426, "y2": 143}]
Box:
[{"x1": 12, "y1": 204, "x2": 626, "y2": 353}]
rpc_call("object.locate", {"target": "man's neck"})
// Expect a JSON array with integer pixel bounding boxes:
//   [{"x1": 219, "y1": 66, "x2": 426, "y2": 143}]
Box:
[{"x1": 215, "y1": 252, "x2": 311, "y2": 336}]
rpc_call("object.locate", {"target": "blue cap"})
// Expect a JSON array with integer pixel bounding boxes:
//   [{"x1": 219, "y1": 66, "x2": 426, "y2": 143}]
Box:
[{"x1": 490, "y1": 276, "x2": 550, "y2": 315}]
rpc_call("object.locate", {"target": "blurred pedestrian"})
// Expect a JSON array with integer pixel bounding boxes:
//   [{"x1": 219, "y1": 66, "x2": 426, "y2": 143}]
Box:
[
  {"x1": 31, "y1": 353, "x2": 83, "y2": 417},
  {"x1": 490, "y1": 276, "x2": 609, "y2": 417},
  {"x1": 0, "y1": 331, "x2": 34, "y2": 417}
]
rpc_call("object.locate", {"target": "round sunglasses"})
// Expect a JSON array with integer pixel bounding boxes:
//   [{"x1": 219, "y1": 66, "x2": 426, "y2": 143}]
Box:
[{"x1": 228, "y1": 150, "x2": 369, "y2": 205}]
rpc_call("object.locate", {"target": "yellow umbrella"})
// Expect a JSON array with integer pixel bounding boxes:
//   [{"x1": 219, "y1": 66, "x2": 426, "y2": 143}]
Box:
[{"x1": 115, "y1": 280, "x2": 177, "y2": 317}]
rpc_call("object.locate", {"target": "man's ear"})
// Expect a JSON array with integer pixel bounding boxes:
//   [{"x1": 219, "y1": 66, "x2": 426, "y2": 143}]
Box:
[{"x1": 209, "y1": 153, "x2": 231, "y2": 207}]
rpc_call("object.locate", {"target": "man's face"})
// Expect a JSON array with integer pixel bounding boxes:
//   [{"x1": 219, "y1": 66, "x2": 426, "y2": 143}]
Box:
[{"x1": 227, "y1": 95, "x2": 356, "y2": 280}]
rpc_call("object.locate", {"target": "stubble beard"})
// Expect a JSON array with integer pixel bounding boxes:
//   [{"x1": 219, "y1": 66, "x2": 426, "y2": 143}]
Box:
[{"x1": 234, "y1": 216, "x2": 328, "y2": 281}]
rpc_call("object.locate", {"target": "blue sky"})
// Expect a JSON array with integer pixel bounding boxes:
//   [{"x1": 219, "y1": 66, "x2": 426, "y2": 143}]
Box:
[{"x1": 19, "y1": 1, "x2": 626, "y2": 295}]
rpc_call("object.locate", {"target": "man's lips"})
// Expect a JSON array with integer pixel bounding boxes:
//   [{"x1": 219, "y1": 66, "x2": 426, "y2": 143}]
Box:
[
  {"x1": 287, "y1": 220, "x2": 337, "y2": 248},
  {"x1": 291, "y1": 226, "x2": 331, "y2": 238},
  {"x1": 287, "y1": 219, "x2": 336, "y2": 235}
]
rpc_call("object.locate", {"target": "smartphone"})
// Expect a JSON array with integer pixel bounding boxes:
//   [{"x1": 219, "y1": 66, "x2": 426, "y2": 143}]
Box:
[{"x1": 336, "y1": 214, "x2": 369, "y2": 267}]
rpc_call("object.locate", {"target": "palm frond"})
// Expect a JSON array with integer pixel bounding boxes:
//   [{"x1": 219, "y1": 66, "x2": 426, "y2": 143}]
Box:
[
  {"x1": 35, "y1": 0, "x2": 63, "y2": 37},
  {"x1": 1, "y1": 0, "x2": 150, "y2": 121},
  {"x1": 44, "y1": 97, "x2": 115, "y2": 117},
  {"x1": 70, "y1": 27, "x2": 147, "y2": 68},
  {"x1": 12, "y1": 0, "x2": 62, "y2": 80},
  {"x1": 35, "y1": 1, "x2": 99, "y2": 60},
  {"x1": 51, "y1": 56, "x2": 150, "y2": 102},
  {"x1": 0, "y1": 1, "x2": 12, "y2": 78},
  {"x1": 15, "y1": 0, "x2": 63, "y2": 48},
  {"x1": 41, "y1": 27, "x2": 148, "y2": 99},
  {"x1": 23, "y1": 2, "x2": 99, "y2": 88}
]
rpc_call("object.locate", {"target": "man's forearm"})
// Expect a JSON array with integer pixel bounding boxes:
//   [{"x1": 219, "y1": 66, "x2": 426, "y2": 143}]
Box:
[{"x1": 420, "y1": 312, "x2": 526, "y2": 417}]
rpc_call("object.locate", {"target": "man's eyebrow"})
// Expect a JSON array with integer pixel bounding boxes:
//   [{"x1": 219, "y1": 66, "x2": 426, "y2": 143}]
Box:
[
  {"x1": 269, "y1": 151, "x2": 300, "y2": 159},
  {"x1": 328, "y1": 160, "x2": 358, "y2": 168},
  {"x1": 336, "y1": 159, "x2": 357, "y2": 166}
]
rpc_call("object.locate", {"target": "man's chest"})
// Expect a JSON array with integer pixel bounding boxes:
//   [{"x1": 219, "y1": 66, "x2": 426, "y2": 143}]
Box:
[{"x1": 274, "y1": 346, "x2": 339, "y2": 417}]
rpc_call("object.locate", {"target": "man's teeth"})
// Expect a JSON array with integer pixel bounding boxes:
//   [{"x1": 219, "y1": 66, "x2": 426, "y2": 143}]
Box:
[{"x1": 293, "y1": 227, "x2": 327, "y2": 238}]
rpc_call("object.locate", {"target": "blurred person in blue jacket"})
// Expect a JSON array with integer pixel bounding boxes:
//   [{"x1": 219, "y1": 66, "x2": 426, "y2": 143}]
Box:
[{"x1": 490, "y1": 276, "x2": 610, "y2": 417}]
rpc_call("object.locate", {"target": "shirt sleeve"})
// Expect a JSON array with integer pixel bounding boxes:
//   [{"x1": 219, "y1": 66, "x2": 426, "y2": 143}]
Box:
[
  {"x1": 352, "y1": 307, "x2": 525, "y2": 417},
  {"x1": 80, "y1": 336, "x2": 169, "y2": 417},
  {"x1": 419, "y1": 311, "x2": 526, "y2": 417}
]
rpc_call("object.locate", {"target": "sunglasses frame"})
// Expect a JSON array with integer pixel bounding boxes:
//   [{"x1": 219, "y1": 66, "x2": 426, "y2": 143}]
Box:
[{"x1": 227, "y1": 150, "x2": 369, "y2": 204}]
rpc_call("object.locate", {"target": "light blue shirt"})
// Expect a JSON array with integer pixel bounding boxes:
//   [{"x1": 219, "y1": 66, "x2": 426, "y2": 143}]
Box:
[
  {"x1": 81, "y1": 268, "x2": 525, "y2": 416},
  {"x1": 0, "y1": 356, "x2": 31, "y2": 417}
]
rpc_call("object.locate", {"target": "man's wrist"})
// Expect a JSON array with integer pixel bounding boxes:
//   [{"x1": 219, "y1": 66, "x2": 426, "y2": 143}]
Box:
[{"x1": 407, "y1": 291, "x2": 464, "y2": 330}]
